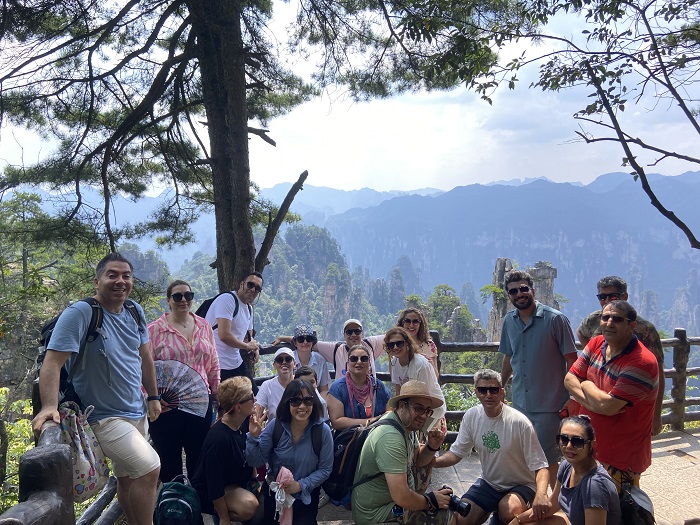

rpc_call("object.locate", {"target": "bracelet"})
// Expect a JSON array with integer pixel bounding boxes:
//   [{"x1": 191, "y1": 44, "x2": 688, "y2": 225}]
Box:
[
  {"x1": 366, "y1": 419, "x2": 371, "y2": 427},
  {"x1": 147, "y1": 395, "x2": 161, "y2": 401},
  {"x1": 426, "y1": 443, "x2": 440, "y2": 452}
]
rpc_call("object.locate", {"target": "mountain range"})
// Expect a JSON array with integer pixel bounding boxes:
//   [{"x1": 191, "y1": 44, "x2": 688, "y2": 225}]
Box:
[{"x1": 23, "y1": 171, "x2": 700, "y2": 333}]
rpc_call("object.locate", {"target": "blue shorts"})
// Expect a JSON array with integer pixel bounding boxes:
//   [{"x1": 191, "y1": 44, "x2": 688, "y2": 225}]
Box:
[
  {"x1": 464, "y1": 478, "x2": 535, "y2": 514},
  {"x1": 511, "y1": 404, "x2": 562, "y2": 465}
]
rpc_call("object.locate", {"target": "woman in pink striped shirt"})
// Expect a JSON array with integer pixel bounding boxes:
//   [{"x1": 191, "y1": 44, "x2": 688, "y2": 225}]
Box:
[{"x1": 148, "y1": 280, "x2": 220, "y2": 482}]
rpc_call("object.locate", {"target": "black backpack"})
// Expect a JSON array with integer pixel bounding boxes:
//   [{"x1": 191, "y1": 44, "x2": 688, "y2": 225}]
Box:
[
  {"x1": 321, "y1": 417, "x2": 403, "y2": 501},
  {"x1": 154, "y1": 474, "x2": 201, "y2": 525},
  {"x1": 195, "y1": 291, "x2": 251, "y2": 330},
  {"x1": 34, "y1": 297, "x2": 142, "y2": 412}
]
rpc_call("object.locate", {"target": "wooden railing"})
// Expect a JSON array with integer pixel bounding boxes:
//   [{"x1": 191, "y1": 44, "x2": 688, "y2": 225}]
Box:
[{"x1": 3, "y1": 328, "x2": 698, "y2": 525}]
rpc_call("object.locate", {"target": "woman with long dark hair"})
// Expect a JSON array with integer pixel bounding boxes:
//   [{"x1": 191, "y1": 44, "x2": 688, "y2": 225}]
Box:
[
  {"x1": 509, "y1": 415, "x2": 621, "y2": 525},
  {"x1": 246, "y1": 379, "x2": 333, "y2": 525}
]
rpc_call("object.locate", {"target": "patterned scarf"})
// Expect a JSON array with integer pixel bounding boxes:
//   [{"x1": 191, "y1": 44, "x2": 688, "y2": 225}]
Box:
[{"x1": 346, "y1": 373, "x2": 373, "y2": 418}]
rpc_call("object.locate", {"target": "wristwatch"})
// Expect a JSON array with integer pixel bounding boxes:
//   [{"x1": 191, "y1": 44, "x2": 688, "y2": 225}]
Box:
[{"x1": 147, "y1": 395, "x2": 162, "y2": 401}]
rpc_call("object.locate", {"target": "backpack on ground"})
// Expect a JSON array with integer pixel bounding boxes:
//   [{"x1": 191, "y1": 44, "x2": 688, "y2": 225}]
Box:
[
  {"x1": 271, "y1": 417, "x2": 322, "y2": 457},
  {"x1": 194, "y1": 291, "x2": 251, "y2": 330},
  {"x1": 321, "y1": 417, "x2": 403, "y2": 501},
  {"x1": 620, "y1": 481, "x2": 655, "y2": 525},
  {"x1": 33, "y1": 298, "x2": 142, "y2": 413},
  {"x1": 155, "y1": 475, "x2": 201, "y2": 525}
]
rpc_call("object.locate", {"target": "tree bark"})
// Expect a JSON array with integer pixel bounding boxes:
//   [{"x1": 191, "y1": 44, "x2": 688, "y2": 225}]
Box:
[{"x1": 188, "y1": 0, "x2": 255, "y2": 291}]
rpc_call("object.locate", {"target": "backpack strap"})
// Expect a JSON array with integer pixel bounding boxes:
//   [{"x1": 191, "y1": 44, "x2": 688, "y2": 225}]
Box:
[
  {"x1": 348, "y1": 418, "x2": 405, "y2": 492},
  {"x1": 273, "y1": 419, "x2": 323, "y2": 459},
  {"x1": 362, "y1": 337, "x2": 373, "y2": 353},
  {"x1": 211, "y1": 292, "x2": 237, "y2": 331},
  {"x1": 333, "y1": 341, "x2": 344, "y2": 376},
  {"x1": 123, "y1": 299, "x2": 145, "y2": 333},
  {"x1": 312, "y1": 423, "x2": 322, "y2": 458},
  {"x1": 65, "y1": 298, "x2": 103, "y2": 382}
]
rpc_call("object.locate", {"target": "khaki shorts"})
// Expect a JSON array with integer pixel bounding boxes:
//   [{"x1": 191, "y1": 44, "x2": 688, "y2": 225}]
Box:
[{"x1": 92, "y1": 416, "x2": 160, "y2": 479}]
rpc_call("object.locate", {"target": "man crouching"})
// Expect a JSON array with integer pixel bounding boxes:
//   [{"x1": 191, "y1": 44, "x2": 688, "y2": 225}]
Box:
[
  {"x1": 432, "y1": 369, "x2": 550, "y2": 525},
  {"x1": 352, "y1": 380, "x2": 456, "y2": 525}
]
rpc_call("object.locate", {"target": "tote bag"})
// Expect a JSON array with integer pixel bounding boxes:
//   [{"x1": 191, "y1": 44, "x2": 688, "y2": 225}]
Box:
[{"x1": 59, "y1": 401, "x2": 111, "y2": 502}]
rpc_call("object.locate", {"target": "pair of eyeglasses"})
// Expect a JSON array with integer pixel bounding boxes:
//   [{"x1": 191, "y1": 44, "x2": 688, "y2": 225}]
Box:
[
  {"x1": 601, "y1": 314, "x2": 630, "y2": 323},
  {"x1": 596, "y1": 292, "x2": 621, "y2": 301},
  {"x1": 345, "y1": 328, "x2": 362, "y2": 336},
  {"x1": 408, "y1": 403, "x2": 434, "y2": 417},
  {"x1": 349, "y1": 355, "x2": 369, "y2": 363},
  {"x1": 274, "y1": 356, "x2": 294, "y2": 364},
  {"x1": 239, "y1": 393, "x2": 255, "y2": 404},
  {"x1": 290, "y1": 396, "x2": 315, "y2": 407},
  {"x1": 402, "y1": 318, "x2": 421, "y2": 326},
  {"x1": 386, "y1": 340, "x2": 405, "y2": 350},
  {"x1": 295, "y1": 335, "x2": 316, "y2": 344},
  {"x1": 171, "y1": 292, "x2": 194, "y2": 302},
  {"x1": 556, "y1": 433, "x2": 591, "y2": 449},
  {"x1": 245, "y1": 281, "x2": 263, "y2": 293},
  {"x1": 476, "y1": 386, "x2": 501, "y2": 395},
  {"x1": 507, "y1": 285, "x2": 531, "y2": 296}
]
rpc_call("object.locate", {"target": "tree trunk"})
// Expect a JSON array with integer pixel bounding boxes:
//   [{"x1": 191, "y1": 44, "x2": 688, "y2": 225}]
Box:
[{"x1": 188, "y1": 0, "x2": 255, "y2": 292}]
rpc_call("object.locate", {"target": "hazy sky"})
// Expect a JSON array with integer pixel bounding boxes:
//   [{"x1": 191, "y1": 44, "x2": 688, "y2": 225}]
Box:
[{"x1": 1, "y1": 5, "x2": 695, "y2": 194}]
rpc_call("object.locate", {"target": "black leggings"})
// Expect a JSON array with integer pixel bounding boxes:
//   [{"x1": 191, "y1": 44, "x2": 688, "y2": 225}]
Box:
[
  {"x1": 149, "y1": 408, "x2": 210, "y2": 482},
  {"x1": 263, "y1": 481, "x2": 321, "y2": 525}
]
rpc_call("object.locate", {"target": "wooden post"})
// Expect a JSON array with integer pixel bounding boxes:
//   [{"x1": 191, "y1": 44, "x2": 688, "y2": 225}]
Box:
[
  {"x1": 430, "y1": 330, "x2": 442, "y2": 382},
  {"x1": 0, "y1": 443, "x2": 74, "y2": 525},
  {"x1": 671, "y1": 328, "x2": 689, "y2": 431}
]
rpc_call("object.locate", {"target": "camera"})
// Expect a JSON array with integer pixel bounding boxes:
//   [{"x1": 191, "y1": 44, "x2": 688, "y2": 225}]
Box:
[{"x1": 442, "y1": 485, "x2": 471, "y2": 517}]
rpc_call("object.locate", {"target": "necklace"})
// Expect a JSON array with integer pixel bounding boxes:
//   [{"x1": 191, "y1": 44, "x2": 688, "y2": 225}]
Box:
[{"x1": 169, "y1": 315, "x2": 191, "y2": 330}]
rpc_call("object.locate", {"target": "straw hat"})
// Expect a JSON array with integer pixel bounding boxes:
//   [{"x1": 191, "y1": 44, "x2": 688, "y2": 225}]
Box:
[{"x1": 387, "y1": 380, "x2": 444, "y2": 410}]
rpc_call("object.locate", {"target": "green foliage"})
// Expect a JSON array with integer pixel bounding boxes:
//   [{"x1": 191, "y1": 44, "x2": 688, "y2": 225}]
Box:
[
  {"x1": 442, "y1": 384, "x2": 479, "y2": 431},
  {"x1": 479, "y1": 284, "x2": 505, "y2": 304},
  {"x1": 0, "y1": 389, "x2": 34, "y2": 513}
]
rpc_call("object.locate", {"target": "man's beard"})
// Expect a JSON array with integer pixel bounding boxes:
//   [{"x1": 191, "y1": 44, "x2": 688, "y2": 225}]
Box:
[{"x1": 513, "y1": 297, "x2": 534, "y2": 310}]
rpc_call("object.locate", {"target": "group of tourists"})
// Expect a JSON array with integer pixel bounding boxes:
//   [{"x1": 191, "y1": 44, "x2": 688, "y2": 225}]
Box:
[{"x1": 31, "y1": 253, "x2": 662, "y2": 525}]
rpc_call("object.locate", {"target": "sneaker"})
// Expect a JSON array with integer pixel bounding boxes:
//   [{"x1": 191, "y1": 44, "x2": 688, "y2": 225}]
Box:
[{"x1": 318, "y1": 488, "x2": 330, "y2": 508}]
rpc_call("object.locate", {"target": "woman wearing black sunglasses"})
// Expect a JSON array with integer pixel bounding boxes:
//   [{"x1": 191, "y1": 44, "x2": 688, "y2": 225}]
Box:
[
  {"x1": 396, "y1": 307, "x2": 439, "y2": 377},
  {"x1": 246, "y1": 379, "x2": 333, "y2": 525},
  {"x1": 509, "y1": 415, "x2": 621, "y2": 525},
  {"x1": 327, "y1": 344, "x2": 391, "y2": 431},
  {"x1": 147, "y1": 280, "x2": 220, "y2": 482}
]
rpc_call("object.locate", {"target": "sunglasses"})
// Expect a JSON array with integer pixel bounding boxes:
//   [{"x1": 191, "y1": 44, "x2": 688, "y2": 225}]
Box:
[
  {"x1": 402, "y1": 318, "x2": 421, "y2": 326},
  {"x1": 407, "y1": 403, "x2": 434, "y2": 417},
  {"x1": 239, "y1": 393, "x2": 255, "y2": 404},
  {"x1": 171, "y1": 292, "x2": 194, "y2": 302},
  {"x1": 274, "y1": 356, "x2": 294, "y2": 364},
  {"x1": 601, "y1": 314, "x2": 630, "y2": 323},
  {"x1": 596, "y1": 292, "x2": 621, "y2": 301},
  {"x1": 348, "y1": 355, "x2": 369, "y2": 363},
  {"x1": 345, "y1": 328, "x2": 362, "y2": 336},
  {"x1": 386, "y1": 340, "x2": 406, "y2": 350},
  {"x1": 507, "y1": 285, "x2": 531, "y2": 296},
  {"x1": 245, "y1": 281, "x2": 263, "y2": 293},
  {"x1": 476, "y1": 386, "x2": 501, "y2": 395},
  {"x1": 295, "y1": 335, "x2": 316, "y2": 344},
  {"x1": 556, "y1": 433, "x2": 591, "y2": 449},
  {"x1": 290, "y1": 396, "x2": 315, "y2": 407}
]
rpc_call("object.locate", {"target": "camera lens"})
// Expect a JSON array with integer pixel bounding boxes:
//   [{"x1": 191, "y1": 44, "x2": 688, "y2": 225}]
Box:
[{"x1": 448, "y1": 494, "x2": 471, "y2": 517}]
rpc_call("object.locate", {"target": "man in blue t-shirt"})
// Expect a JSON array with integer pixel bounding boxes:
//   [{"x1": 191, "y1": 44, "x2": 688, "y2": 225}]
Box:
[{"x1": 32, "y1": 253, "x2": 162, "y2": 525}]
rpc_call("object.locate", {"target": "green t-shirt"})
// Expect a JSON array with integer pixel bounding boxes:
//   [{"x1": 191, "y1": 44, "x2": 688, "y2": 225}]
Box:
[{"x1": 351, "y1": 412, "x2": 415, "y2": 525}]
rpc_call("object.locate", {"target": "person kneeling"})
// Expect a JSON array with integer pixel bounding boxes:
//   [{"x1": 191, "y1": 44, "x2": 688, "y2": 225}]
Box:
[
  {"x1": 352, "y1": 380, "x2": 457, "y2": 525},
  {"x1": 191, "y1": 377, "x2": 259, "y2": 524},
  {"x1": 432, "y1": 369, "x2": 550, "y2": 525}
]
